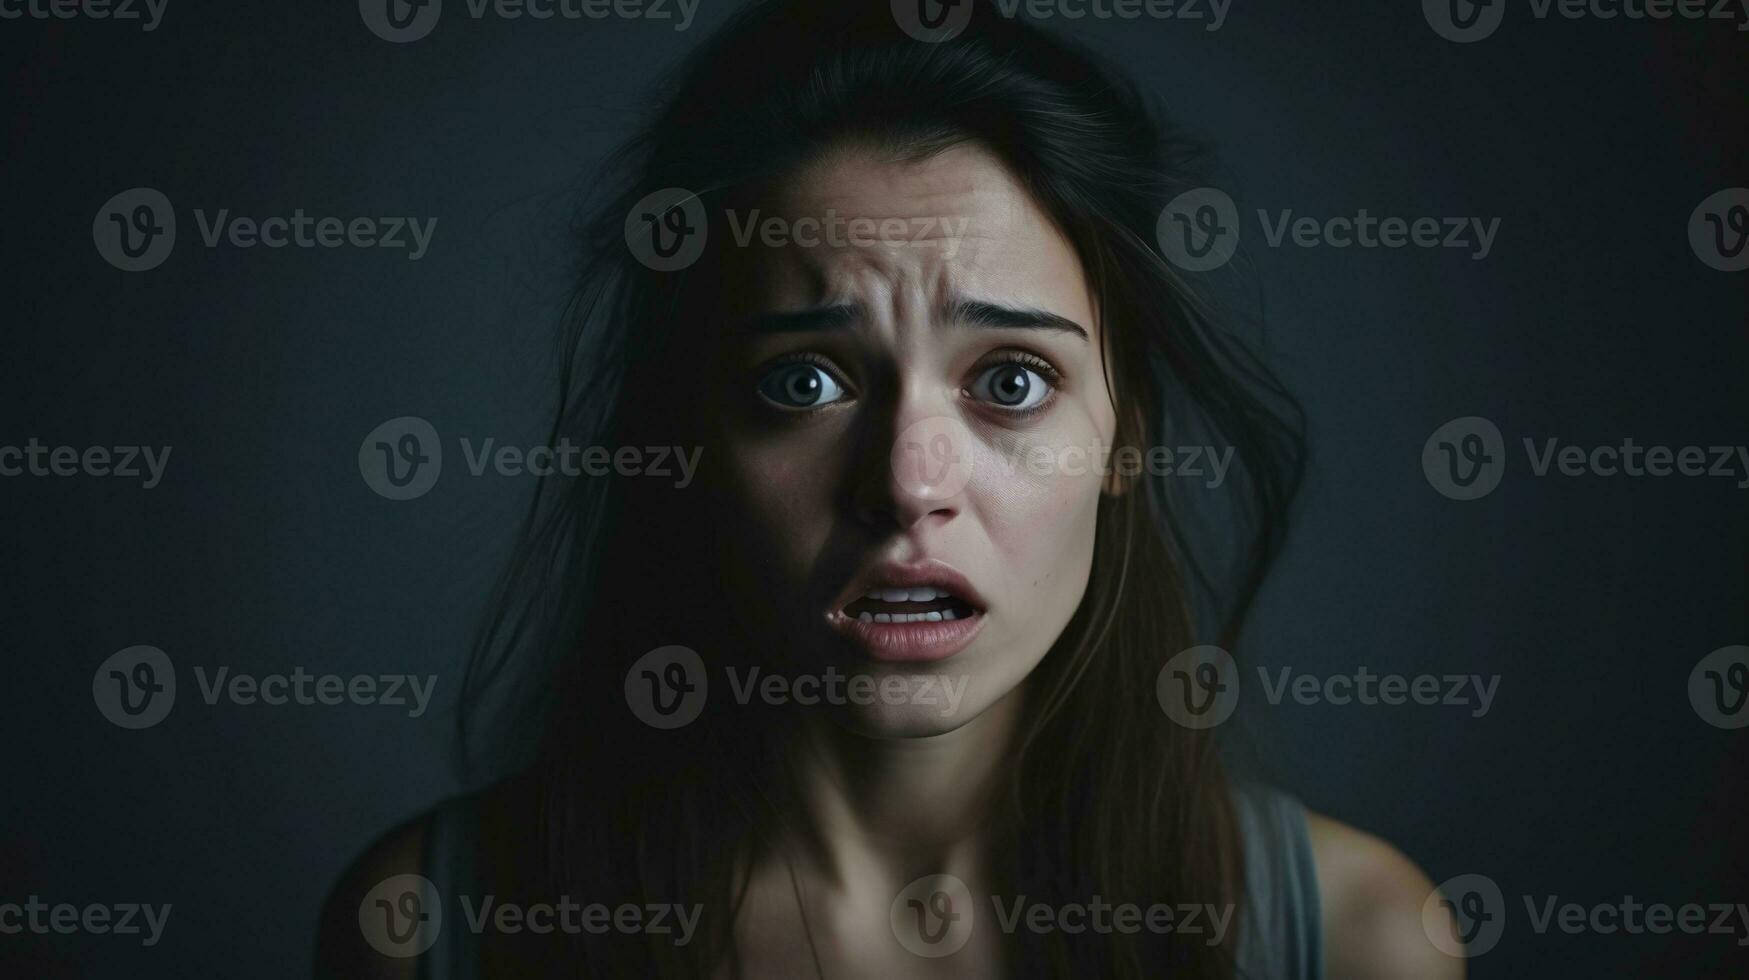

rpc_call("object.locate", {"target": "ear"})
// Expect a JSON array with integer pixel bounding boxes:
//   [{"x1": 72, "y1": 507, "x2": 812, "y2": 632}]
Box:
[{"x1": 1101, "y1": 401, "x2": 1149, "y2": 498}]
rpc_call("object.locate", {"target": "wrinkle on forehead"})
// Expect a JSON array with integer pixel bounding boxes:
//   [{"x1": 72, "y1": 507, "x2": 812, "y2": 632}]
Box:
[{"x1": 739, "y1": 142, "x2": 1100, "y2": 347}]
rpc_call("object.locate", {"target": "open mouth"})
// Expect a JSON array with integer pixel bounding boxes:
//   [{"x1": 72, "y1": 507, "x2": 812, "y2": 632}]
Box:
[
  {"x1": 840, "y1": 587, "x2": 979, "y2": 624},
  {"x1": 826, "y1": 562, "x2": 988, "y2": 663}
]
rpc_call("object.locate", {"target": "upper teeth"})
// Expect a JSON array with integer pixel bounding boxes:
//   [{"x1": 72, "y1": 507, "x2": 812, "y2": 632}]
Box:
[{"x1": 864, "y1": 587, "x2": 952, "y2": 602}]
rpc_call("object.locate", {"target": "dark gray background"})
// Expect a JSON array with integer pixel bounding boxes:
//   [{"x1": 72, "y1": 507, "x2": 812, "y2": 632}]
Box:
[{"x1": 5, "y1": 1, "x2": 1745, "y2": 976}]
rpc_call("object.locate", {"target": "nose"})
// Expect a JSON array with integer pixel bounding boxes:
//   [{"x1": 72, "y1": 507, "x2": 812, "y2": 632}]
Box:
[{"x1": 851, "y1": 406, "x2": 970, "y2": 534}]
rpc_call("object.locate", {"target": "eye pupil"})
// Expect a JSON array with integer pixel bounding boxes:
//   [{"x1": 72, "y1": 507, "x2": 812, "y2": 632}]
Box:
[
  {"x1": 994, "y1": 366, "x2": 1030, "y2": 405},
  {"x1": 785, "y1": 368, "x2": 822, "y2": 405}
]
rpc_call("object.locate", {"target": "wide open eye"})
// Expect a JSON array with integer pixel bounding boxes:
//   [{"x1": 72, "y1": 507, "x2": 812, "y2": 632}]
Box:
[
  {"x1": 968, "y1": 361, "x2": 1054, "y2": 411},
  {"x1": 755, "y1": 360, "x2": 848, "y2": 411}
]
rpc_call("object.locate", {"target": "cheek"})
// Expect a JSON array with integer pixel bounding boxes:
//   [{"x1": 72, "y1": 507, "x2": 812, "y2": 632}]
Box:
[
  {"x1": 712, "y1": 429, "x2": 840, "y2": 580},
  {"x1": 972, "y1": 452, "x2": 1105, "y2": 620},
  {"x1": 970, "y1": 394, "x2": 1117, "y2": 633}
]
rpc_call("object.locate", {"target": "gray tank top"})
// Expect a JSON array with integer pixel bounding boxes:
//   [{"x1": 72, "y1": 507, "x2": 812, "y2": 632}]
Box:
[
  {"x1": 1230, "y1": 782, "x2": 1326, "y2": 979},
  {"x1": 416, "y1": 783, "x2": 1323, "y2": 979}
]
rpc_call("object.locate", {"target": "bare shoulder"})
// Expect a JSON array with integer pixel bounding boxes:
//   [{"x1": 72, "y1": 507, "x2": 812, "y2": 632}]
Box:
[
  {"x1": 1305, "y1": 810, "x2": 1464, "y2": 980},
  {"x1": 315, "y1": 777, "x2": 534, "y2": 978},
  {"x1": 314, "y1": 806, "x2": 434, "y2": 980}
]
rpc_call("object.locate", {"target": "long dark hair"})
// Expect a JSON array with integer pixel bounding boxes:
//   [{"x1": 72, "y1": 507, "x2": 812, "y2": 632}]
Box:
[{"x1": 458, "y1": 1, "x2": 1303, "y2": 976}]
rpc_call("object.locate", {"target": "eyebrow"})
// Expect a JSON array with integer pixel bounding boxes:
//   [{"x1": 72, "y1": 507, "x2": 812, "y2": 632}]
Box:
[
  {"x1": 727, "y1": 299, "x2": 1089, "y2": 341},
  {"x1": 950, "y1": 299, "x2": 1089, "y2": 340}
]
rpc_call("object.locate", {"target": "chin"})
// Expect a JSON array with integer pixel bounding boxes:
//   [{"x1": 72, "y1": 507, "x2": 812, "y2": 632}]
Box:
[
  {"x1": 827, "y1": 698, "x2": 990, "y2": 739},
  {"x1": 781, "y1": 661, "x2": 973, "y2": 734}
]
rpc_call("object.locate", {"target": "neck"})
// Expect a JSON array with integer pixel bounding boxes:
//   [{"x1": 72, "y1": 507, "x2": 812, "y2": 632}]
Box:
[{"x1": 778, "y1": 683, "x2": 1026, "y2": 893}]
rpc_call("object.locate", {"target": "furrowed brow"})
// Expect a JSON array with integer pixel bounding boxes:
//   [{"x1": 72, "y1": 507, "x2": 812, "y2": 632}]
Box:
[
  {"x1": 948, "y1": 299, "x2": 1088, "y2": 341},
  {"x1": 726, "y1": 303, "x2": 861, "y2": 336}
]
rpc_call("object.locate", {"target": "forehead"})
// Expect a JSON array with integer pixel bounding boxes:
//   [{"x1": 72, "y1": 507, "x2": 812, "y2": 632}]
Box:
[{"x1": 725, "y1": 142, "x2": 1097, "y2": 334}]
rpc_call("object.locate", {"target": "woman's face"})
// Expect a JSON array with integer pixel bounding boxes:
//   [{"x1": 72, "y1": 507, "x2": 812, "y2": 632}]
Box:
[{"x1": 701, "y1": 141, "x2": 1119, "y2": 737}]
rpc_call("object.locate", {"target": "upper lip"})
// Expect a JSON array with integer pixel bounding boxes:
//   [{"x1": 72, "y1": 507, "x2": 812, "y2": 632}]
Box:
[{"x1": 830, "y1": 558, "x2": 988, "y2": 616}]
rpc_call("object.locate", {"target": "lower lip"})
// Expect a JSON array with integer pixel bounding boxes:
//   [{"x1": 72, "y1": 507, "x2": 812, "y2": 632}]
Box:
[{"x1": 827, "y1": 609, "x2": 986, "y2": 663}]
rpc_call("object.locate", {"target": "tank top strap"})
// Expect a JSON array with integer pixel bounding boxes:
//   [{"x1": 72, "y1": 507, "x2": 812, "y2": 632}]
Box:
[{"x1": 1231, "y1": 782, "x2": 1326, "y2": 980}]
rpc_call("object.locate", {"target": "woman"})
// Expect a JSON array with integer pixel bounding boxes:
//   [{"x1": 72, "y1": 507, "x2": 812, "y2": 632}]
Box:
[{"x1": 320, "y1": 1, "x2": 1459, "y2": 976}]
